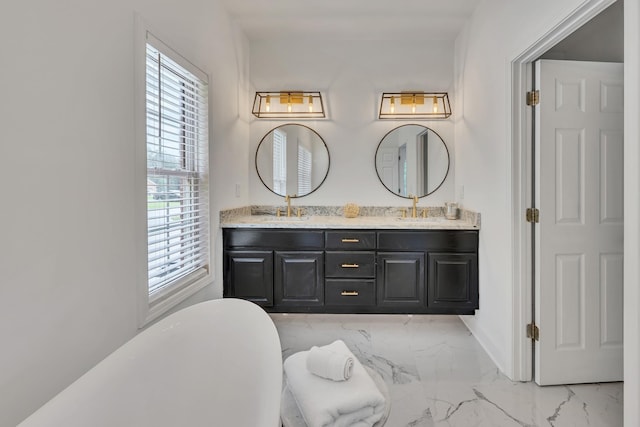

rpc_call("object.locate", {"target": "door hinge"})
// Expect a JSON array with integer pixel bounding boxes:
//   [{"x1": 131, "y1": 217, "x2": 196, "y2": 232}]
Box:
[
  {"x1": 526, "y1": 323, "x2": 540, "y2": 341},
  {"x1": 526, "y1": 208, "x2": 540, "y2": 223},
  {"x1": 526, "y1": 90, "x2": 540, "y2": 106}
]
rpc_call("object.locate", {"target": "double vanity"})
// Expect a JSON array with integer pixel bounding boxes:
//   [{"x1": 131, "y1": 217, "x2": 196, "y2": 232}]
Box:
[
  {"x1": 224, "y1": 123, "x2": 479, "y2": 315},
  {"x1": 222, "y1": 209, "x2": 479, "y2": 315}
]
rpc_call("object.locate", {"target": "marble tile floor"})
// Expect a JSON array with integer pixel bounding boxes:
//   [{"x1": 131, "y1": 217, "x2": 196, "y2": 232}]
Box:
[{"x1": 271, "y1": 313, "x2": 623, "y2": 427}]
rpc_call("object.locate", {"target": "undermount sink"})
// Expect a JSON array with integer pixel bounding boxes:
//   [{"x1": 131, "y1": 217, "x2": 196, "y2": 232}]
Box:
[
  {"x1": 259, "y1": 215, "x2": 310, "y2": 222},
  {"x1": 396, "y1": 216, "x2": 453, "y2": 223}
]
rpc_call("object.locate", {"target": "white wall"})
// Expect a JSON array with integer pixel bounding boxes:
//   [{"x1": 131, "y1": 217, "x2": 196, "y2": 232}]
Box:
[
  {"x1": 454, "y1": 7, "x2": 640, "y2": 423},
  {"x1": 542, "y1": 1, "x2": 623, "y2": 62},
  {"x1": 453, "y1": 0, "x2": 606, "y2": 375},
  {"x1": 0, "y1": 0, "x2": 249, "y2": 424},
  {"x1": 248, "y1": 40, "x2": 456, "y2": 207}
]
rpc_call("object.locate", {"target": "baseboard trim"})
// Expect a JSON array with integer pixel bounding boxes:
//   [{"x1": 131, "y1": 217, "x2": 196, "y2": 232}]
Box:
[{"x1": 459, "y1": 314, "x2": 512, "y2": 380}]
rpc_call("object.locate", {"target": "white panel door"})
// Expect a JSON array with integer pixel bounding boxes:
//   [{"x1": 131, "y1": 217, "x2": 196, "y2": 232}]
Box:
[
  {"x1": 535, "y1": 60, "x2": 623, "y2": 385},
  {"x1": 376, "y1": 146, "x2": 399, "y2": 193}
]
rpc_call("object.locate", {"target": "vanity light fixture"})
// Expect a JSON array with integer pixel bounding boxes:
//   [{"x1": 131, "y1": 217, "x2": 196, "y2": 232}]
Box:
[
  {"x1": 252, "y1": 91, "x2": 326, "y2": 118},
  {"x1": 378, "y1": 92, "x2": 451, "y2": 119}
]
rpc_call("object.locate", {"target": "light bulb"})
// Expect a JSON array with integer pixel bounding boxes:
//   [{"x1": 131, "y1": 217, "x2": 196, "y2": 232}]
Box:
[
  {"x1": 288, "y1": 103, "x2": 292, "y2": 113},
  {"x1": 287, "y1": 94, "x2": 292, "y2": 113},
  {"x1": 411, "y1": 95, "x2": 416, "y2": 114},
  {"x1": 432, "y1": 96, "x2": 438, "y2": 113},
  {"x1": 265, "y1": 95, "x2": 271, "y2": 112},
  {"x1": 390, "y1": 96, "x2": 395, "y2": 114},
  {"x1": 308, "y1": 94, "x2": 313, "y2": 113}
]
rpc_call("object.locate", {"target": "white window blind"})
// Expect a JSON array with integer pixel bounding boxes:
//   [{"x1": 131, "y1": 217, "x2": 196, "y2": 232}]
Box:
[
  {"x1": 145, "y1": 39, "x2": 209, "y2": 298},
  {"x1": 297, "y1": 145, "x2": 312, "y2": 195},
  {"x1": 272, "y1": 129, "x2": 287, "y2": 195}
]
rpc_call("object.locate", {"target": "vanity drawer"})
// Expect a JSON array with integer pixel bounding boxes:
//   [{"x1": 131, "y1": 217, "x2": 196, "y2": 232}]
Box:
[
  {"x1": 224, "y1": 229, "x2": 324, "y2": 250},
  {"x1": 377, "y1": 230, "x2": 478, "y2": 252},
  {"x1": 325, "y1": 231, "x2": 376, "y2": 250},
  {"x1": 325, "y1": 279, "x2": 375, "y2": 306},
  {"x1": 325, "y1": 251, "x2": 375, "y2": 278}
]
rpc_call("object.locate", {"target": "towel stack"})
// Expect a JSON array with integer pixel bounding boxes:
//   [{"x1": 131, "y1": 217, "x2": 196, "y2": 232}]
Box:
[{"x1": 283, "y1": 340, "x2": 386, "y2": 427}]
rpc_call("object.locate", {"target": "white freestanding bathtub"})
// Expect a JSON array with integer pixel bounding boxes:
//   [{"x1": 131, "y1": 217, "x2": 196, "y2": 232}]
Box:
[{"x1": 19, "y1": 298, "x2": 283, "y2": 427}]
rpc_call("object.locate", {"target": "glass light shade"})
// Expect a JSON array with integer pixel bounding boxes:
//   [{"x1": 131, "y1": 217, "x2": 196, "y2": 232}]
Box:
[
  {"x1": 252, "y1": 91, "x2": 326, "y2": 119},
  {"x1": 379, "y1": 92, "x2": 451, "y2": 119}
]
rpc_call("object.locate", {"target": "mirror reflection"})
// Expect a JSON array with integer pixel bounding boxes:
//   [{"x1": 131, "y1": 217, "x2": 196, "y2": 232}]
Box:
[
  {"x1": 375, "y1": 125, "x2": 449, "y2": 198},
  {"x1": 255, "y1": 124, "x2": 330, "y2": 197}
]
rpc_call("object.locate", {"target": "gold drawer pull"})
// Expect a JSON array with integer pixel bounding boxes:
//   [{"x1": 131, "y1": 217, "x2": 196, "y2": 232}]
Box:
[
  {"x1": 341, "y1": 238, "x2": 360, "y2": 243},
  {"x1": 341, "y1": 291, "x2": 359, "y2": 296},
  {"x1": 341, "y1": 263, "x2": 360, "y2": 268}
]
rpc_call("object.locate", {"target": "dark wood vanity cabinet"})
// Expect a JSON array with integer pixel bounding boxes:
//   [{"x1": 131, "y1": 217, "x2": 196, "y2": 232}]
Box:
[
  {"x1": 377, "y1": 231, "x2": 478, "y2": 314},
  {"x1": 223, "y1": 229, "x2": 324, "y2": 309},
  {"x1": 223, "y1": 228, "x2": 478, "y2": 314}
]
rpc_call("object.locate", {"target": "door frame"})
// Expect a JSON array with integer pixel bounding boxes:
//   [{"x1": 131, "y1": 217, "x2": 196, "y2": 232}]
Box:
[{"x1": 509, "y1": 0, "x2": 617, "y2": 381}]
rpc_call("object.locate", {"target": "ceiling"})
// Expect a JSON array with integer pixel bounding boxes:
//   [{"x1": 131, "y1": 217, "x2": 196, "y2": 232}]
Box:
[{"x1": 218, "y1": 0, "x2": 481, "y2": 42}]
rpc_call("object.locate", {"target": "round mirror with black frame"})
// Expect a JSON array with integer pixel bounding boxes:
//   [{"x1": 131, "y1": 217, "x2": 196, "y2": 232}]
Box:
[
  {"x1": 374, "y1": 124, "x2": 450, "y2": 198},
  {"x1": 255, "y1": 123, "x2": 330, "y2": 198}
]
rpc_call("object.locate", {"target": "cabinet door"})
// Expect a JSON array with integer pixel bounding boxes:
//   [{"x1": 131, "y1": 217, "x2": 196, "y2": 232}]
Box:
[
  {"x1": 224, "y1": 251, "x2": 273, "y2": 306},
  {"x1": 428, "y1": 252, "x2": 478, "y2": 310},
  {"x1": 274, "y1": 251, "x2": 324, "y2": 306},
  {"x1": 377, "y1": 252, "x2": 425, "y2": 308}
]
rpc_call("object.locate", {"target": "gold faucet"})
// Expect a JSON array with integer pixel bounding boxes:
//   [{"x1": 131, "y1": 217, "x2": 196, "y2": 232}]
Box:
[
  {"x1": 410, "y1": 195, "x2": 419, "y2": 218},
  {"x1": 285, "y1": 194, "x2": 293, "y2": 217}
]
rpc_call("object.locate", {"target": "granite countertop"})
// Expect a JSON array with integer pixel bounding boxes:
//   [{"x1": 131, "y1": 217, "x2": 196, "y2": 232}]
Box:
[
  {"x1": 220, "y1": 205, "x2": 480, "y2": 230},
  {"x1": 220, "y1": 214, "x2": 478, "y2": 230}
]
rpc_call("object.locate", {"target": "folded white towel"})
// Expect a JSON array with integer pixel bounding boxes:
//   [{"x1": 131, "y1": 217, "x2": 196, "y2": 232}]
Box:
[
  {"x1": 284, "y1": 340, "x2": 386, "y2": 427},
  {"x1": 306, "y1": 343, "x2": 354, "y2": 381}
]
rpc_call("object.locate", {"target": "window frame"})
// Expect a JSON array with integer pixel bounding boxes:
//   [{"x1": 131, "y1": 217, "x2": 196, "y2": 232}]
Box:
[
  {"x1": 272, "y1": 128, "x2": 287, "y2": 195},
  {"x1": 297, "y1": 144, "x2": 312, "y2": 195},
  {"x1": 135, "y1": 18, "x2": 212, "y2": 327}
]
